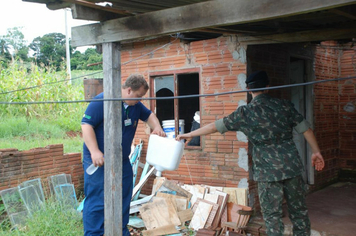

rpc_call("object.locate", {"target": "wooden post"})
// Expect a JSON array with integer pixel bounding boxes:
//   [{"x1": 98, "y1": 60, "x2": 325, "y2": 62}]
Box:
[{"x1": 103, "y1": 42, "x2": 122, "y2": 236}]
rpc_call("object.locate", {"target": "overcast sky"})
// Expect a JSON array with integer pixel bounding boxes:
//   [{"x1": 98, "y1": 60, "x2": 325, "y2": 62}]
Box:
[{"x1": 0, "y1": 0, "x2": 93, "y2": 50}]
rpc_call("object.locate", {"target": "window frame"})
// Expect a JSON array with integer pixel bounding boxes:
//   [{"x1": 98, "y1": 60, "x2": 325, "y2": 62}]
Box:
[{"x1": 149, "y1": 68, "x2": 201, "y2": 149}]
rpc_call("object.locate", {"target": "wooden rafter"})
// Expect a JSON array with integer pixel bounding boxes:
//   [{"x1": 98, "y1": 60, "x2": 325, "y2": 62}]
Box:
[
  {"x1": 71, "y1": 0, "x2": 356, "y2": 47},
  {"x1": 63, "y1": 0, "x2": 133, "y2": 16}
]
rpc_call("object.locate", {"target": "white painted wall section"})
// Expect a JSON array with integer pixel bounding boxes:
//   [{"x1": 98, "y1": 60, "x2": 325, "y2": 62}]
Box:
[{"x1": 238, "y1": 148, "x2": 248, "y2": 171}]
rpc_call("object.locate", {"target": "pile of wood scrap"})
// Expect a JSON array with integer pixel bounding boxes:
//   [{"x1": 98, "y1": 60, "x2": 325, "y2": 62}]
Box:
[{"x1": 129, "y1": 177, "x2": 251, "y2": 235}]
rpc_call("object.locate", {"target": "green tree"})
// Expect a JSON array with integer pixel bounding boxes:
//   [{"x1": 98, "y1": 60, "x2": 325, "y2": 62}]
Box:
[
  {"x1": 4, "y1": 27, "x2": 29, "y2": 62},
  {"x1": 29, "y1": 33, "x2": 67, "y2": 69},
  {"x1": 70, "y1": 50, "x2": 84, "y2": 70},
  {"x1": 83, "y1": 48, "x2": 102, "y2": 70},
  {"x1": 0, "y1": 37, "x2": 11, "y2": 64},
  {"x1": 70, "y1": 47, "x2": 102, "y2": 70},
  {"x1": 0, "y1": 27, "x2": 30, "y2": 64}
]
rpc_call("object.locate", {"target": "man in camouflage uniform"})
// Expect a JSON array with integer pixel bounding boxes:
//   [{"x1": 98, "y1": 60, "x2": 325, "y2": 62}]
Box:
[{"x1": 176, "y1": 71, "x2": 325, "y2": 236}]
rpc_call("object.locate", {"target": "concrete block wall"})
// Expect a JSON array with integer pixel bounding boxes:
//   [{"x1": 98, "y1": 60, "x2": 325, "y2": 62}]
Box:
[
  {"x1": 121, "y1": 36, "x2": 249, "y2": 194},
  {"x1": 0, "y1": 145, "x2": 83, "y2": 196}
]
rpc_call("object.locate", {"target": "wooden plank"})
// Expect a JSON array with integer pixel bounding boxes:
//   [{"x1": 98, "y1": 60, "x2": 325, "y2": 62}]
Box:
[
  {"x1": 211, "y1": 191, "x2": 229, "y2": 230},
  {"x1": 130, "y1": 194, "x2": 154, "y2": 213},
  {"x1": 227, "y1": 202, "x2": 243, "y2": 223},
  {"x1": 103, "y1": 42, "x2": 122, "y2": 236},
  {"x1": 151, "y1": 177, "x2": 166, "y2": 195},
  {"x1": 182, "y1": 184, "x2": 206, "y2": 205},
  {"x1": 204, "y1": 193, "x2": 219, "y2": 204},
  {"x1": 177, "y1": 209, "x2": 194, "y2": 225},
  {"x1": 156, "y1": 192, "x2": 188, "y2": 211},
  {"x1": 142, "y1": 224, "x2": 179, "y2": 236},
  {"x1": 175, "y1": 198, "x2": 188, "y2": 212},
  {"x1": 226, "y1": 231, "x2": 245, "y2": 236},
  {"x1": 71, "y1": 0, "x2": 356, "y2": 46},
  {"x1": 191, "y1": 198, "x2": 220, "y2": 229},
  {"x1": 162, "y1": 180, "x2": 192, "y2": 200},
  {"x1": 195, "y1": 228, "x2": 216, "y2": 236},
  {"x1": 64, "y1": 0, "x2": 132, "y2": 15},
  {"x1": 71, "y1": 4, "x2": 120, "y2": 21},
  {"x1": 139, "y1": 198, "x2": 175, "y2": 230},
  {"x1": 189, "y1": 201, "x2": 213, "y2": 231},
  {"x1": 236, "y1": 188, "x2": 248, "y2": 206},
  {"x1": 208, "y1": 186, "x2": 224, "y2": 193},
  {"x1": 227, "y1": 202, "x2": 253, "y2": 224},
  {"x1": 223, "y1": 187, "x2": 238, "y2": 205},
  {"x1": 239, "y1": 27, "x2": 356, "y2": 45},
  {"x1": 220, "y1": 204, "x2": 228, "y2": 225},
  {"x1": 152, "y1": 197, "x2": 181, "y2": 226}
]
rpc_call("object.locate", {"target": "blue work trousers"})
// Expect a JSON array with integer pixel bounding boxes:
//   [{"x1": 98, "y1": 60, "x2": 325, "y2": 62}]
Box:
[{"x1": 83, "y1": 156, "x2": 133, "y2": 236}]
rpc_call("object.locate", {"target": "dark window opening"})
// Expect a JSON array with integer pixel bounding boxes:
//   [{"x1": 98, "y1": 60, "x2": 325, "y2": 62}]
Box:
[{"x1": 151, "y1": 72, "x2": 201, "y2": 147}]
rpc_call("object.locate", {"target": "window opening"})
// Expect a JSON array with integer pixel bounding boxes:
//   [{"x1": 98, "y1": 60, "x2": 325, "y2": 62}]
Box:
[{"x1": 151, "y1": 72, "x2": 200, "y2": 147}]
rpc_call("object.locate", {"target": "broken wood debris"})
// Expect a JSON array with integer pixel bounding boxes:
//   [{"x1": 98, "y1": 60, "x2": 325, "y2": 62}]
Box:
[{"x1": 130, "y1": 174, "x2": 251, "y2": 235}]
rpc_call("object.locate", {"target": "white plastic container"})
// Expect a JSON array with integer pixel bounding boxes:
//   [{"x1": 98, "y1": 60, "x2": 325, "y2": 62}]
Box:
[
  {"x1": 162, "y1": 119, "x2": 185, "y2": 139},
  {"x1": 86, "y1": 164, "x2": 99, "y2": 175},
  {"x1": 146, "y1": 134, "x2": 184, "y2": 177}
]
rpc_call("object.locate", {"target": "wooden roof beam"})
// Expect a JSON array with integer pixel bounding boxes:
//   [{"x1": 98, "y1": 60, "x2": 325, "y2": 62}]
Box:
[
  {"x1": 71, "y1": 0, "x2": 356, "y2": 47},
  {"x1": 238, "y1": 27, "x2": 356, "y2": 45},
  {"x1": 330, "y1": 9, "x2": 356, "y2": 20}
]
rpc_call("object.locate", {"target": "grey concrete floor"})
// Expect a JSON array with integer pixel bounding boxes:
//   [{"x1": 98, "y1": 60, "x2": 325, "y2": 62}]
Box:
[{"x1": 282, "y1": 182, "x2": 356, "y2": 236}]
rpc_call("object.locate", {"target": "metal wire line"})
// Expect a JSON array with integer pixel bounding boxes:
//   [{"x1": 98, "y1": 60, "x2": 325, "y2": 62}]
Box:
[{"x1": 1, "y1": 75, "x2": 355, "y2": 105}]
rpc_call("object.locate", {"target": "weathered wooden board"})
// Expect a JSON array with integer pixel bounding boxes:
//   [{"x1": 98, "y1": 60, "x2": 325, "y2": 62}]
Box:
[
  {"x1": 189, "y1": 201, "x2": 213, "y2": 230},
  {"x1": 177, "y1": 209, "x2": 194, "y2": 225},
  {"x1": 192, "y1": 198, "x2": 220, "y2": 229},
  {"x1": 139, "y1": 198, "x2": 179, "y2": 230},
  {"x1": 142, "y1": 224, "x2": 179, "y2": 236},
  {"x1": 72, "y1": 0, "x2": 356, "y2": 46}
]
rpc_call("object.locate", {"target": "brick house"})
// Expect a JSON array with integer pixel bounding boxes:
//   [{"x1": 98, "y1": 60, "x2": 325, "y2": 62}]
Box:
[
  {"x1": 22, "y1": 0, "x2": 356, "y2": 225},
  {"x1": 118, "y1": 37, "x2": 356, "y2": 210}
]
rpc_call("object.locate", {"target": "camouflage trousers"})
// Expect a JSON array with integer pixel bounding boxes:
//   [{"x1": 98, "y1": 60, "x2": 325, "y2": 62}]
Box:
[{"x1": 258, "y1": 175, "x2": 311, "y2": 236}]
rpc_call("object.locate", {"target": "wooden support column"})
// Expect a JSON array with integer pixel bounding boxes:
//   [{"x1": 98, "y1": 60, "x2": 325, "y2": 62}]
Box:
[{"x1": 103, "y1": 42, "x2": 122, "y2": 236}]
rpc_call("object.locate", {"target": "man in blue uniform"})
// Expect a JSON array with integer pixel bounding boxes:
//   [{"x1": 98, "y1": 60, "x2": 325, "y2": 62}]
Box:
[
  {"x1": 81, "y1": 74, "x2": 165, "y2": 236},
  {"x1": 176, "y1": 71, "x2": 325, "y2": 236}
]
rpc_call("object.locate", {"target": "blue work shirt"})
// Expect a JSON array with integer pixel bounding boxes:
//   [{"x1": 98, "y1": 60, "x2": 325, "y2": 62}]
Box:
[{"x1": 81, "y1": 92, "x2": 151, "y2": 162}]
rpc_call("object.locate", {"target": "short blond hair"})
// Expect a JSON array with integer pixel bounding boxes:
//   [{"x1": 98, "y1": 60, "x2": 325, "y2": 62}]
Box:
[{"x1": 123, "y1": 74, "x2": 149, "y2": 91}]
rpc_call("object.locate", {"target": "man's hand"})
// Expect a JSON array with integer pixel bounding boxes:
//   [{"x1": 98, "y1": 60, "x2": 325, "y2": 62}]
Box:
[
  {"x1": 176, "y1": 133, "x2": 192, "y2": 146},
  {"x1": 91, "y1": 150, "x2": 104, "y2": 167},
  {"x1": 151, "y1": 127, "x2": 166, "y2": 137},
  {"x1": 311, "y1": 152, "x2": 325, "y2": 171}
]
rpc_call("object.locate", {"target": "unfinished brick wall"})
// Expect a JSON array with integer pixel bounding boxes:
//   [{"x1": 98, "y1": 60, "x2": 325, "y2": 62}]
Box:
[
  {"x1": 314, "y1": 41, "x2": 341, "y2": 187},
  {"x1": 0, "y1": 145, "x2": 83, "y2": 196},
  {"x1": 121, "y1": 36, "x2": 249, "y2": 195},
  {"x1": 339, "y1": 43, "x2": 356, "y2": 176},
  {"x1": 119, "y1": 37, "x2": 354, "y2": 204}
]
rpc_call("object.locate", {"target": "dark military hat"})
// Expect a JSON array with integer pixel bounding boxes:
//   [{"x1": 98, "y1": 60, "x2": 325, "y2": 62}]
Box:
[{"x1": 246, "y1": 71, "x2": 269, "y2": 89}]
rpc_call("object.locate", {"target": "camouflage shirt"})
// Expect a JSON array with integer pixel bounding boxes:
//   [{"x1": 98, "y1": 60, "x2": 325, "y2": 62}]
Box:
[{"x1": 215, "y1": 93, "x2": 311, "y2": 182}]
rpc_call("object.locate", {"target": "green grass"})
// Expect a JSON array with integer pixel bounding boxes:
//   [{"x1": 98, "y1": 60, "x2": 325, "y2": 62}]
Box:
[
  {"x1": 0, "y1": 116, "x2": 83, "y2": 153},
  {"x1": 0, "y1": 198, "x2": 83, "y2": 236},
  {"x1": 0, "y1": 136, "x2": 83, "y2": 154}
]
